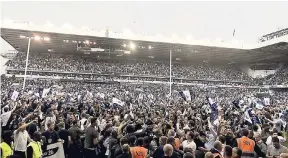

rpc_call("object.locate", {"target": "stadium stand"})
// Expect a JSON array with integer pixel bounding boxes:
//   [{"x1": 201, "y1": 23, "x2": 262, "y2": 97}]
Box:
[
  {"x1": 1, "y1": 26, "x2": 288, "y2": 158},
  {"x1": 6, "y1": 52, "x2": 251, "y2": 82}
]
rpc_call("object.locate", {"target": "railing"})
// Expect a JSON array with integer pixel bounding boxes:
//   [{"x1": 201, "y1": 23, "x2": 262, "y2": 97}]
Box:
[
  {"x1": 4, "y1": 74, "x2": 259, "y2": 88},
  {"x1": 5, "y1": 67, "x2": 250, "y2": 84}
]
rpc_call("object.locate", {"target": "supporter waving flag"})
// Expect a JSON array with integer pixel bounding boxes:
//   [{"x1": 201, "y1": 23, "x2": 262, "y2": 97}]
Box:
[
  {"x1": 179, "y1": 90, "x2": 194, "y2": 101},
  {"x1": 148, "y1": 93, "x2": 154, "y2": 100},
  {"x1": 11, "y1": 90, "x2": 19, "y2": 101},
  {"x1": 280, "y1": 110, "x2": 287, "y2": 127},
  {"x1": 263, "y1": 97, "x2": 270, "y2": 105},
  {"x1": 232, "y1": 100, "x2": 240, "y2": 109},
  {"x1": 255, "y1": 100, "x2": 264, "y2": 109},
  {"x1": 138, "y1": 93, "x2": 144, "y2": 100},
  {"x1": 42, "y1": 88, "x2": 51, "y2": 98},
  {"x1": 232, "y1": 99, "x2": 244, "y2": 109},
  {"x1": 65, "y1": 93, "x2": 71, "y2": 103},
  {"x1": 244, "y1": 108, "x2": 261, "y2": 125},
  {"x1": 206, "y1": 96, "x2": 219, "y2": 125},
  {"x1": 112, "y1": 97, "x2": 124, "y2": 107}
]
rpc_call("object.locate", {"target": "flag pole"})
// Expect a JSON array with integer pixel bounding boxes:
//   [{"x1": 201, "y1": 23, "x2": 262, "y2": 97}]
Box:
[
  {"x1": 22, "y1": 37, "x2": 31, "y2": 90},
  {"x1": 169, "y1": 49, "x2": 172, "y2": 97}
]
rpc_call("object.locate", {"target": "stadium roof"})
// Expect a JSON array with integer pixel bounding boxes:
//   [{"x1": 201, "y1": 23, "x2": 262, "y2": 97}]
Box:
[{"x1": 2, "y1": 27, "x2": 288, "y2": 64}]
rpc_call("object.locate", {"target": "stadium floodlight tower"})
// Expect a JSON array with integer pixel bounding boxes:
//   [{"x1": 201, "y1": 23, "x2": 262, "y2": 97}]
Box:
[{"x1": 20, "y1": 35, "x2": 50, "y2": 89}]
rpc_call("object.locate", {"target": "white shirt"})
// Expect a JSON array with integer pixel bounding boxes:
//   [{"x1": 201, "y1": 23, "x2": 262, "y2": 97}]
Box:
[
  {"x1": 182, "y1": 140, "x2": 196, "y2": 152},
  {"x1": 253, "y1": 125, "x2": 262, "y2": 136},
  {"x1": 79, "y1": 118, "x2": 87, "y2": 130},
  {"x1": 14, "y1": 130, "x2": 31, "y2": 151},
  {"x1": 272, "y1": 119, "x2": 283, "y2": 132},
  {"x1": 97, "y1": 119, "x2": 106, "y2": 131},
  {"x1": 205, "y1": 122, "x2": 217, "y2": 150},
  {"x1": 266, "y1": 136, "x2": 286, "y2": 146},
  {"x1": 267, "y1": 144, "x2": 288, "y2": 156}
]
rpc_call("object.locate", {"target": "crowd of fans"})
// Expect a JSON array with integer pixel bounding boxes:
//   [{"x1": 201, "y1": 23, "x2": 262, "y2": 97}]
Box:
[
  {"x1": 6, "y1": 52, "x2": 251, "y2": 81},
  {"x1": 1, "y1": 74, "x2": 288, "y2": 158},
  {"x1": 7, "y1": 52, "x2": 288, "y2": 85},
  {"x1": 1, "y1": 52, "x2": 288, "y2": 158},
  {"x1": 266, "y1": 67, "x2": 288, "y2": 85}
]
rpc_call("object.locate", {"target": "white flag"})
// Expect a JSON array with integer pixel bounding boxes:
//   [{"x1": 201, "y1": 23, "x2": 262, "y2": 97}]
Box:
[
  {"x1": 112, "y1": 98, "x2": 124, "y2": 107},
  {"x1": 35, "y1": 93, "x2": 40, "y2": 98},
  {"x1": 1, "y1": 111, "x2": 12, "y2": 126},
  {"x1": 138, "y1": 93, "x2": 144, "y2": 100},
  {"x1": 264, "y1": 98, "x2": 270, "y2": 105},
  {"x1": 244, "y1": 110, "x2": 252, "y2": 124},
  {"x1": 183, "y1": 90, "x2": 191, "y2": 101},
  {"x1": 11, "y1": 90, "x2": 19, "y2": 101},
  {"x1": 42, "y1": 142, "x2": 65, "y2": 158},
  {"x1": 42, "y1": 88, "x2": 50, "y2": 98},
  {"x1": 148, "y1": 94, "x2": 154, "y2": 100}
]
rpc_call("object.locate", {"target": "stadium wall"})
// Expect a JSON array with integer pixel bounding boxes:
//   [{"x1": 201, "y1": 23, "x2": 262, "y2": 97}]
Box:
[
  {"x1": 239, "y1": 65, "x2": 276, "y2": 78},
  {"x1": 253, "y1": 70, "x2": 276, "y2": 78}
]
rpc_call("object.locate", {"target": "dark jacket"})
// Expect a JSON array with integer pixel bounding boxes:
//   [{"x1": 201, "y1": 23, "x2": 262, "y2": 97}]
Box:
[
  {"x1": 153, "y1": 145, "x2": 164, "y2": 158},
  {"x1": 116, "y1": 153, "x2": 131, "y2": 158}
]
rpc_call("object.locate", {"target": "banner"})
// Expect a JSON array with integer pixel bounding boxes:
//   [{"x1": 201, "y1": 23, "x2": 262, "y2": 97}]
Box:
[{"x1": 43, "y1": 142, "x2": 65, "y2": 158}]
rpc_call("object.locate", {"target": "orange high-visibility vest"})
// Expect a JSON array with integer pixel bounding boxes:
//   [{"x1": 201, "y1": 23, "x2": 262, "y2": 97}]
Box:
[
  {"x1": 237, "y1": 137, "x2": 255, "y2": 152},
  {"x1": 130, "y1": 146, "x2": 148, "y2": 158}
]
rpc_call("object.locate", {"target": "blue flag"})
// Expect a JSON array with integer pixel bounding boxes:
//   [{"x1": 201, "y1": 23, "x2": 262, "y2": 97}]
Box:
[
  {"x1": 245, "y1": 108, "x2": 261, "y2": 124},
  {"x1": 206, "y1": 96, "x2": 219, "y2": 124},
  {"x1": 232, "y1": 100, "x2": 240, "y2": 109}
]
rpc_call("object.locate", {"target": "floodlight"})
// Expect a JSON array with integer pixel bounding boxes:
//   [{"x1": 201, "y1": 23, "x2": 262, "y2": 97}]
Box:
[
  {"x1": 129, "y1": 42, "x2": 136, "y2": 50},
  {"x1": 43, "y1": 37, "x2": 50, "y2": 41},
  {"x1": 85, "y1": 40, "x2": 90, "y2": 44},
  {"x1": 123, "y1": 44, "x2": 127, "y2": 47},
  {"x1": 34, "y1": 36, "x2": 41, "y2": 41},
  {"x1": 20, "y1": 35, "x2": 26, "y2": 39},
  {"x1": 148, "y1": 45, "x2": 152, "y2": 49}
]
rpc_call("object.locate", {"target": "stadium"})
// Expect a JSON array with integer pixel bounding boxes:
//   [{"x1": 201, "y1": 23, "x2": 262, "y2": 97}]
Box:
[
  {"x1": 1, "y1": 23, "x2": 288, "y2": 87},
  {"x1": 1, "y1": 2, "x2": 288, "y2": 158}
]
